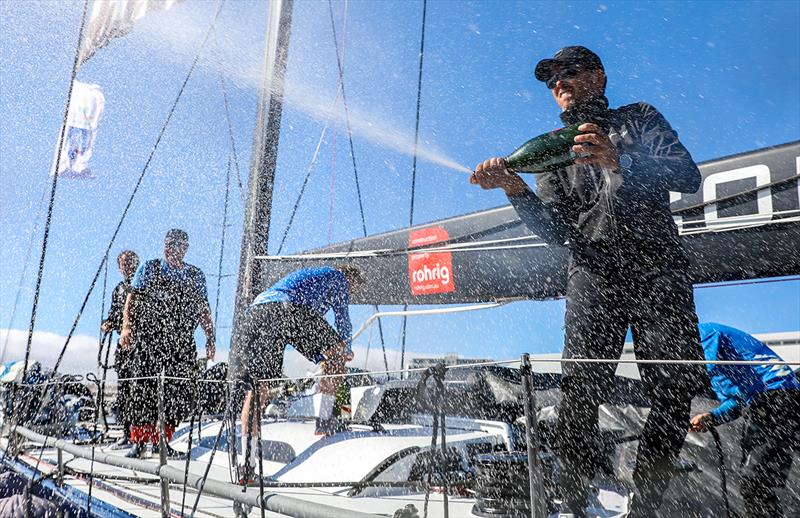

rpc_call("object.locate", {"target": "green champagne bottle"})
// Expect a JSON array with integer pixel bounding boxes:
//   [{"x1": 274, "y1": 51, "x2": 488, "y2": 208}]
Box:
[{"x1": 505, "y1": 123, "x2": 585, "y2": 174}]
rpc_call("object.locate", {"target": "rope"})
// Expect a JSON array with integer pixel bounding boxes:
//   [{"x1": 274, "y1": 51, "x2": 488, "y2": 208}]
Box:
[
  {"x1": 190, "y1": 384, "x2": 230, "y2": 516},
  {"x1": 326, "y1": 0, "x2": 390, "y2": 373},
  {"x1": 99, "y1": 332, "x2": 114, "y2": 431},
  {"x1": 180, "y1": 385, "x2": 202, "y2": 517},
  {"x1": 417, "y1": 363, "x2": 448, "y2": 518},
  {"x1": 253, "y1": 381, "x2": 266, "y2": 518},
  {"x1": 7, "y1": 0, "x2": 227, "y2": 484},
  {"x1": 85, "y1": 372, "x2": 105, "y2": 516},
  {"x1": 99, "y1": 252, "x2": 109, "y2": 341},
  {"x1": 709, "y1": 426, "x2": 733, "y2": 518}
]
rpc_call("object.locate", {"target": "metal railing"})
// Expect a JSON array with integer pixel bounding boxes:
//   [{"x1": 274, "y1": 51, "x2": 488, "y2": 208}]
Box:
[{"x1": 11, "y1": 424, "x2": 380, "y2": 518}]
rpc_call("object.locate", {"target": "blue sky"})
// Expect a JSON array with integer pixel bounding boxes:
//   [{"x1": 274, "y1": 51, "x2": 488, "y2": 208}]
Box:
[{"x1": 1, "y1": 1, "x2": 798, "y2": 373}]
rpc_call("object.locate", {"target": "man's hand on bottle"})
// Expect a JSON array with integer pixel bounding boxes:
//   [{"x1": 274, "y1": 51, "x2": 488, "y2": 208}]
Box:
[
  {"x1": 470, "y1": 157, "x2": 528, "y2": 196},
  {"x1": 572, "y1": 122, "x2": 620, "y2": 170}
]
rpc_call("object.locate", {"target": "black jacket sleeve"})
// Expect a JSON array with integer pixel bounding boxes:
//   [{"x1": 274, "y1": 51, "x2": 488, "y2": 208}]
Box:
[
  {"x1": 105, "y1": 282, "x2": 128, "y2": 332},
  {"x1": 624, "y1": 103, "x2": 701, "y2": 193},
  {"x1": 507, "y1": 187, "x2": 571, "y2": 245}
]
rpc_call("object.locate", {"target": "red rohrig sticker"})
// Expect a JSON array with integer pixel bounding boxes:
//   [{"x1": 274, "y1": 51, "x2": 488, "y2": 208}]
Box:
[{"x1": 408, "y1": 226, "x2": 455, "y2": 296}]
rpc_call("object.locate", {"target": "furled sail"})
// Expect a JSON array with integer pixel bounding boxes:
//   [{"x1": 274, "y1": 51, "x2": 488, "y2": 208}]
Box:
[{"x1": 260, "y1": 141, "x2": 800, "y2": 305}]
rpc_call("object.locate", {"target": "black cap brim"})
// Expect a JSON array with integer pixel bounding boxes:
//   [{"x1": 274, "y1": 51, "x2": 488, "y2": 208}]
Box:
[{"x1": 534, "y1": 59, "x2": 557, "y2": 82}]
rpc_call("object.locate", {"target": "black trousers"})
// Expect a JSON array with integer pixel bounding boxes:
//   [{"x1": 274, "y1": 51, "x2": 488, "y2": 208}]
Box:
[
  {"x1": 114, "y1": 343, "x2": 133, "y2": 436},
  {"x1": 740, "y1": 389, "x2": 800, "y2": 518},
  {"x1": 558, "y1": 266, "x2": 706, "y2": 515},
  {"x1": 127, "y1": 334, "x2": 197, "y2": 428}
]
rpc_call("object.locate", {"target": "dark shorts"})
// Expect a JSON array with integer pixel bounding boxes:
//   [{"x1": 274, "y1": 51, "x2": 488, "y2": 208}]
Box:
[{"x1": 228, "y1": 302, "x2": 342, "y2": 386}]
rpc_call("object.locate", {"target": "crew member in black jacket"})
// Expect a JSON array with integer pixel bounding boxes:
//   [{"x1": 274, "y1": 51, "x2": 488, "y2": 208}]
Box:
[
  {"x1": 100, "y1": 250, "x2": 139, "y2": 446},
  {"x1": 471, "y1": 46, "x2": 706, "y2": 517}
]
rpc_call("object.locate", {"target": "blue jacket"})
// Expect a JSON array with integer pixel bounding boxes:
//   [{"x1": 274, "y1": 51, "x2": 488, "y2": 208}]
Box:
[
  {"x1": 252, "y1": 267, "x2": 352, "y2": 345},
  {"x1": 699, "y1": 322, "x2": 800, "y2": 424}
]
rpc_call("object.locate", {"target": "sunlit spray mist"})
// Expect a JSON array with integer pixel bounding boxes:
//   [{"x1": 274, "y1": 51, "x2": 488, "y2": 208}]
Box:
[
  {"x1": 136, "y1": 6, "x2": 474, "y2": 174},
  {"x1": 280, "y1": 82, "x2": 473, "y2": 174}
]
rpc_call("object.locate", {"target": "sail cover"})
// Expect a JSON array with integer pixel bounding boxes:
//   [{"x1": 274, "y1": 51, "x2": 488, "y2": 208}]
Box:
[{"x1": 260, "y1": 141, "x2": 800, "y2": 305}]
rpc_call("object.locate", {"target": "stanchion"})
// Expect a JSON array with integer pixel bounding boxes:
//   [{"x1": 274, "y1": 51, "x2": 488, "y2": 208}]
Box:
[
  {"x1": 56, "y1": 448, "x2": 64, "y2": 486},
  {"x1": 157, "y1": 369, "x2": 171, "y2": 518},
  {"x1": 521, "y1": 353, "x2": 546, "y2": 518}
]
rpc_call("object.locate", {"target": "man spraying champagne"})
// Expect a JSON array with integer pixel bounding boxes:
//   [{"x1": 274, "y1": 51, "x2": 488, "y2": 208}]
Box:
[{"x1": 470, "y1": 46, "x2": 706, "y2": 517}]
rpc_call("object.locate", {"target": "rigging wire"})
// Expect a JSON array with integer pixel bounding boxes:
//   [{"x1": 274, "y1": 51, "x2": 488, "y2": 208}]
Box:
[
  {"x1": 212, "y1": 29, "x2": 246, "y2": 205},
  {"x1": 328, "y1": 124, "x2": 338, "y2": 244},
  {"x1": 9, "y1": 0, "x2": 227, "y2": 483},
  {"x1": 672, "y1": 173, "x2": 800, "y2": 216},
  {"x1": 96, "y1": 253, "x2": 109, "y2": 369},
  {"x1": 48, "y1": 0, "x2": 226, "y2": 379},
  {"x1": 400, "y1": 0, "x2": 429, "y2": 379},
  {"x1": 327, "y1": 0, "x2": 391, "y2": 372},
  {"x1": 3, "y1": 0, "x2": 90, "y2": 477},
  {"x1": 0, "y1": 184, "x2": 49, "y2": 364},
  {"x1": 214, "y1": 157, "x2": 233, "y2": 331},
  {"x1": 273, "y1": 82, "x2": 343, "y2": 255},
  {"x1": 21, "y1": 0, "x2": 90, "y2": 386}
]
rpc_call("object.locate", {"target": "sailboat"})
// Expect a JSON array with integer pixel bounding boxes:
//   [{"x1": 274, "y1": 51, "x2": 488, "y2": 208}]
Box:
[{"x1": 1, "y1": 1, "x2": 799, "y2": 517}]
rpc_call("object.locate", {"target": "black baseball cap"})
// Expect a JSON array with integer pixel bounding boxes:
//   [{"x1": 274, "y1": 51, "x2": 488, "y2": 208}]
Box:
[{"x1": 534, "y1": 46, "x2": 605, "y2": 82}]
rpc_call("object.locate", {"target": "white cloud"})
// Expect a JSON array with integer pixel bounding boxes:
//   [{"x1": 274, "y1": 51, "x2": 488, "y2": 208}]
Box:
[{"x1": 0, "y1": 328, "x2": 104, "y2": 375}]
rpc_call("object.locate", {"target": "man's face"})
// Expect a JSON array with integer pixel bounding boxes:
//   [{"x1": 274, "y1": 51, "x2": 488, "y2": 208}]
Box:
[
  {"x1": 118, "y1": 254, "x2": 139, "y2": 279},
  {"x1": 164, "y1": 240, "x2": 188, "y2": 264},
  {"x1": 548, "y1": 66, "x2": 606, "y2": 111}
]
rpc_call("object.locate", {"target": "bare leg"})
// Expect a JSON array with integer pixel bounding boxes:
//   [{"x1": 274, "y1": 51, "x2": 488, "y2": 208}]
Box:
[
  {"x1": 240, "y1": 382, "x2": 271, "y2": 439},
  {"x1": 315, "y1": 343, "x2": 350, "y2": 428},
  {"x1": 318, "y1": 345, "x2": 348, "y2": 396}
]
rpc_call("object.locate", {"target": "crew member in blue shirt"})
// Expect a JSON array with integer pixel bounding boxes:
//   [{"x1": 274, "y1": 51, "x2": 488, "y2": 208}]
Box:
[
  {"x1": 120, "y1": 229, "x2": 215, "y2": 459},
  {"x1": 229, "y1": 265, "x2": 365, "y2": 479},
  {"x1": 690, "y1": 322, "x2": 800, "y2": 518}
]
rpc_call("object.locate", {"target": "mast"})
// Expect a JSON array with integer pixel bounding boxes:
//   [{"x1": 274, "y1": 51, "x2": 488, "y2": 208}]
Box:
[{"x1": 230, "y1": 0, "x2": 294, "y2": 349}]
